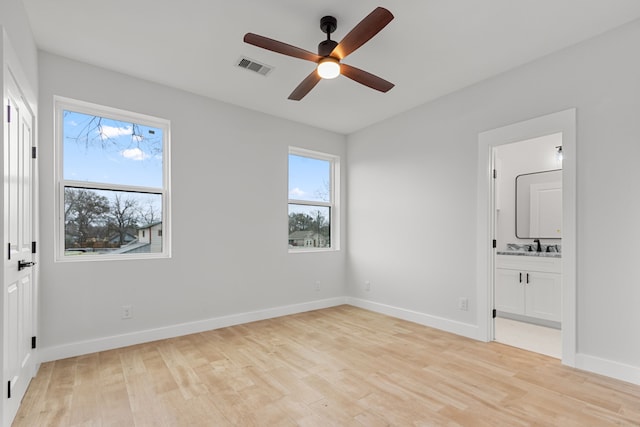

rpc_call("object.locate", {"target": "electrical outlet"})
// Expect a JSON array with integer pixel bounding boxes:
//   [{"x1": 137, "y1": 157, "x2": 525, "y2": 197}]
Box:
[
  {"x1": 315, "y1": 281, "x2": 320, "y2": 291},
  {"x1": 459, "y1": 298, "x2": 468, "y2": 311},
  {"x1": 122, "y1": 305, "x2": 133, "y2": 319},
  {"x1": 365, "y1": 281, "x2": 371, "y2": 291}
]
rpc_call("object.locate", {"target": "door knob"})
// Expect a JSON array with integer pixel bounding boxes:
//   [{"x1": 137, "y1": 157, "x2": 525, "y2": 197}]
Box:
[{"x1": 18, "y1": 260, "x2": 36, "y2": 271}]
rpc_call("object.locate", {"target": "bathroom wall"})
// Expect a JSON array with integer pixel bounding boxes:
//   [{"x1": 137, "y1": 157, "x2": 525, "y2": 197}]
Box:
[{"x1": 494, "y1": 133, "x2": 563, "y2": 250}]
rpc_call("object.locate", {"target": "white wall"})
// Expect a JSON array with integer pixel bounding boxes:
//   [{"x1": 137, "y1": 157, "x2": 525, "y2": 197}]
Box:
[
  {"x1": 37, "y1": 52, "x2": 347, "y2": 359},
  {"x1": 347, "y1": 19, "x2": 640, "y2": 380},
  {"x1": 0, "y1": 0, "x2": 38, "y2": 93},
  {"x1": 495, "y1": 133, "x2": 562, "y2": 249}
]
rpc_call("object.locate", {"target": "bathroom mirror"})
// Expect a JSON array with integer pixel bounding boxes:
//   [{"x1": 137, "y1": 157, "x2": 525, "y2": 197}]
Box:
[{"x1": 516, "y1": 169, "x2": 562, "y2": 239}]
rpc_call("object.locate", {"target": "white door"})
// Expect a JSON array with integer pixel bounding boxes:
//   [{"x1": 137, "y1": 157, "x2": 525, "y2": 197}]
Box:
[
  {"x1": 3, "y1": 67, "x2": 37, "y2": 425},
  {"x1": 529, "y1": 181, "x2": 562, "y2": 238}
]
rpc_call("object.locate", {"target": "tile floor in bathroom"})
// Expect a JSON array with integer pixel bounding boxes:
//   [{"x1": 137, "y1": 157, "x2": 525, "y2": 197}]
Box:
[{"x1": 494, "y1": 317, "x2": 561, "y2": 359}]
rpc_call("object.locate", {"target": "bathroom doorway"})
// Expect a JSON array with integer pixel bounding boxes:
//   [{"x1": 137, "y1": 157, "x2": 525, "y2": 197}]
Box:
[
  {"x1": 493, "y1": 135, "x2": 563, "y2": 358},
  {"x1": 476, "y1": 109, "x2": 576, "y2": 366}
]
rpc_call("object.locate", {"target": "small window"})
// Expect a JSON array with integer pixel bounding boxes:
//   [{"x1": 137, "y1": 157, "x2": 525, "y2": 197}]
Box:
[
  {"x1": 288, "y1": 148, "x2": 339, "y2": 251},
  {"x1": 55, "y1": 97, "x2": 171, "y2": 260}
]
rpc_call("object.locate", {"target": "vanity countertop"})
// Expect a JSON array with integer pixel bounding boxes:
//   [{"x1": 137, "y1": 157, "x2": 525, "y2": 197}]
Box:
[{"x1": 496, "y1": 251, "x2": 561, "y2": 258}]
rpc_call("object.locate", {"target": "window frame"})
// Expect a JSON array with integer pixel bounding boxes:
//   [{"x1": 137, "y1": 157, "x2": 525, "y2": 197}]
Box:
[
  {"x1": 288, "y1": 147, "x2": 340, "y2": 253},
  {"x1": 54, "y1": 96, "x2": 171, "y2": 262}
]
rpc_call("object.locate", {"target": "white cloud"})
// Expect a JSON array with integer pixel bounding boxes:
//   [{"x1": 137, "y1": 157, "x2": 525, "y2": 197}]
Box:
[
  {"x1": 100, "y1": 125, "x2": 132, "y2": 139},
  {"x1": 121, "y1": 147, "x2": 149, "y2": 161},
  {"x1": 289, "y1": 187, "x2": 306, "y2": 197}
]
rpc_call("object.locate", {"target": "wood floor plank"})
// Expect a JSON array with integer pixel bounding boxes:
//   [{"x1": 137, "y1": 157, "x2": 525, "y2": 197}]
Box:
[
  {"x1": 156, "y1": 341, "x2": 208, "y2": 400},
  {"x1": 13, "y1": 305, "x2": 640, "y2": 426}
]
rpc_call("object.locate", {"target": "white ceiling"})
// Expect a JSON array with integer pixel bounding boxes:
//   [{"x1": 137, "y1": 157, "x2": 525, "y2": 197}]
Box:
[{"x1": 22, "y1": 0, "x2": 640, "y2": 134}]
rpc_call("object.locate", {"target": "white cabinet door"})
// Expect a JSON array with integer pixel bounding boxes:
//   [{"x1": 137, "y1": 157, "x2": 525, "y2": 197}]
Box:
[
  {"x1": 495, "y1": 268, "x2": 525, "y2": 315},
  {"x1": 526, "y1": 272, "x2": 561, "y2": 322}
]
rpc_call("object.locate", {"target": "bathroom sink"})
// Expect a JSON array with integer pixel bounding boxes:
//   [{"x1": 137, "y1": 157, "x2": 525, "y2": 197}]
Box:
[{"x1": 496, "y1": 250, "x2": 561, "y2": 258}]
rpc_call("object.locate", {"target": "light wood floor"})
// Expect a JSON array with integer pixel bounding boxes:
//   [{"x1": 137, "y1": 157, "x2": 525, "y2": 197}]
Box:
[{"x1": 14, "y1": 305, "x2": 640, "y2": 426}]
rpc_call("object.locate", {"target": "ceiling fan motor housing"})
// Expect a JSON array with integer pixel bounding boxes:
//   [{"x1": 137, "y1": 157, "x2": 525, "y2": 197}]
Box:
[{"x1": 318, "y1": 39, "x2": 338, "y2": 57}]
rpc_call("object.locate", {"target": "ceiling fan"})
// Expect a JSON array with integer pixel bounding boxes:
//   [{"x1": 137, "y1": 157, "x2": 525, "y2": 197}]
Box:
[{"x1": 243, "y1": 7, "x2": 395, "y2": 101}]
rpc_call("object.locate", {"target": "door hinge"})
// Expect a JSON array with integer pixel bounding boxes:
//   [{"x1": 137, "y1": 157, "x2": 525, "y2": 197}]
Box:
[
  {"x1": 6, "y1": 104, "x2": 10, "y2": 123},
  {"x1": 7, "y1": 381, "x2": 11, "y2": 399},
  {"x1": 32, "y1": 241, "x2": 37, "y2": 254},
  {"x1": 492, "y1": 239, "x2": 497, "y2": 248},
  {"x1": 493, "y1": 169, "x2": 497, "y2": 179},
  {"x1": 32, "y1": 146, "x2": 37, "y2": 159},
  {"x1": 492, "y1": 309, "x2": 497, "y2": 319},
  {"x1": 32, "y1": 336, "x2": 37, "y2": 349}
]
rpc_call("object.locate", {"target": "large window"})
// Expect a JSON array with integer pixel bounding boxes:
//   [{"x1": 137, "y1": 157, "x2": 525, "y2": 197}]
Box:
[
  {"x1": 288, "y1": 148, "x2": 339, "y2": 251},
  {"x1": 55, "y1": 97, "x2": 170, "y2": 260}
]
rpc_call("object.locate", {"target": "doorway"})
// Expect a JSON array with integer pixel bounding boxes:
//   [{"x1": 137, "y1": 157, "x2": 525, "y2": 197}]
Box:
[
  {"x1": 493, "y1": 134, "x2": 563, "y2": 358},
  {"x1": 476, "y1": 109, "x2": 576, "y2": 367}
]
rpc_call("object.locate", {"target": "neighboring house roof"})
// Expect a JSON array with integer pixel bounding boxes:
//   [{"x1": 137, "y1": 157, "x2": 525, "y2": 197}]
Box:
[
  {"x1": 112, "y1": 242, "x2": 150, "y2": 254},
  {"x1": 108, "y1": 232, "x2": 137, "y2": 244}
]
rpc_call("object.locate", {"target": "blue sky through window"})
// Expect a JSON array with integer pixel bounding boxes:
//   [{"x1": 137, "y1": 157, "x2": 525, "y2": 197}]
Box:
[
  {"x1": 63, "y1": 110, "x2": 163, "y2": 188},
  {"x1": 288, "y1": 154, "x2": 330, "y2": 203}
]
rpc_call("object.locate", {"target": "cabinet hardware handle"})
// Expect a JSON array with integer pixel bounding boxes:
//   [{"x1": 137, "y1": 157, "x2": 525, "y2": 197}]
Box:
[
  {"x1": 519, "y1": 272, "x2": 522, "y2": 283},
  {"x1": 526, "y1": 273, "x2": 530, "y2": 284}
]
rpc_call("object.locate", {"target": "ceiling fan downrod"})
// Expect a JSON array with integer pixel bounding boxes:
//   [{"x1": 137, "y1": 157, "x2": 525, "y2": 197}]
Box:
[{"x1": 319, "y1": 16, "x2": 338, "y2": 57}]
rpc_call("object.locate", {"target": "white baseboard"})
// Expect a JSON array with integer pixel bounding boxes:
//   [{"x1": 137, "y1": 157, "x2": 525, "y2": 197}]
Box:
[
  {"x1": 346, "y1": 297, "x2": 480, "y2": 340},
  {"x1": 39, "y1": 297, "x2": 348, "y2": 363},
  {"x1": 575, "y1": 353, "x2": 640, "y2": 386},
  {"x1": 348, "y1": 298, "x2": 640, "y2": 386},
  {"x1": 39, "y1": 296, "x2": 640, "y2": 387}
]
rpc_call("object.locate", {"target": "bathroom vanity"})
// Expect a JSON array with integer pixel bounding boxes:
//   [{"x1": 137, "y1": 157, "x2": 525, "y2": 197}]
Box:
[{"x1": 495, "y1": 252, "x2": 561, "y2": 325}]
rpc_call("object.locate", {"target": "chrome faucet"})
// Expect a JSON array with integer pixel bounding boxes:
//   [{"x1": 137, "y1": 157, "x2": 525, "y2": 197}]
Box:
[{"x1": 533, "y1": 239, "x2": 542, "y2": 252}]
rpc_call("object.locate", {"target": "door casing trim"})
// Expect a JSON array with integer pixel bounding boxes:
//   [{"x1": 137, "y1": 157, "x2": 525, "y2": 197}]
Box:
[{"x1": 476, "y1": 108, "x2": 576, "y2": 367}]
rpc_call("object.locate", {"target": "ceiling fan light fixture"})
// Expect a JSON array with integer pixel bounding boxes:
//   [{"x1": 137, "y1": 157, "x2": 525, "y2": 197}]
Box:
[{"x1": 317, "y1": 58, "x2": 340, "y2": 79}]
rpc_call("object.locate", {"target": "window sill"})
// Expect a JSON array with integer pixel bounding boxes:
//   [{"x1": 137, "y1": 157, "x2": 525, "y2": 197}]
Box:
[
  {"x1": 288, "y1": 247, "x2": 339, "y2": 254},
  {"x1": 56, "y1": 252, "x2": 171, "y2": 263}
]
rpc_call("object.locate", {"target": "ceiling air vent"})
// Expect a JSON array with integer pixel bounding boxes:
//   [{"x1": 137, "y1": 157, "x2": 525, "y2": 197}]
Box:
[{"x1": 237, "y1": 57, "x2": 273, "y2": 76}]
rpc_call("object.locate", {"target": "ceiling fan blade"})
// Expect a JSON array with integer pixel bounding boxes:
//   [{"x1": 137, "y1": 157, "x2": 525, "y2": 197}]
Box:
[
  {"x1": 330, "y1": 7, "x2": 394, "y2": 60},
  {"x1": 340, "y1": 64, "x2": 394, "y2": 93},
  {"x1": 244, "y1": 33, "x2": 322, "y2": 63},
  {"x1": 288, "y1": 70, "x2": 322, "y2": 100}
]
